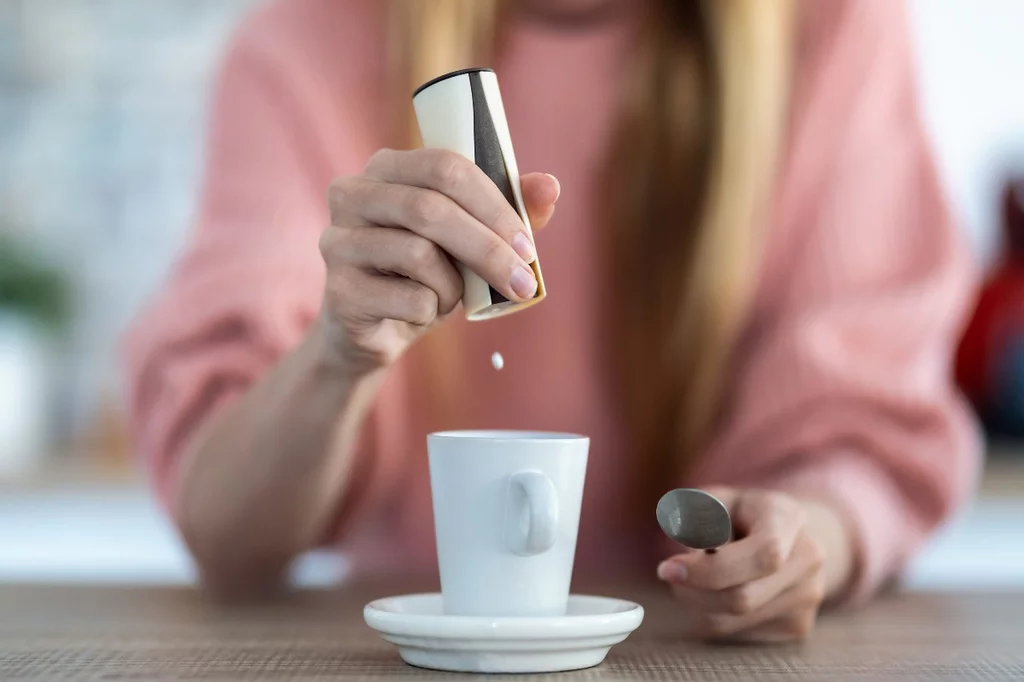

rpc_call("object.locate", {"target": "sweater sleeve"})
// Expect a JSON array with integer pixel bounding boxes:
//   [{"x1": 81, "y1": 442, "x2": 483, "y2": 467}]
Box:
[
  {"x1": 120, "y1": 9, "x2": 405, "y2": 543},
  {"x1": 692, "y1": 0, "x2": 983, "y2": 604}
]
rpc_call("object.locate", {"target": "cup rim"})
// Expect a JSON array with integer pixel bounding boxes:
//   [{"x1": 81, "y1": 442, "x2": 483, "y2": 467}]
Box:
[{"x1": 428, "y1": 430, "x2": 588, "y2": 442}]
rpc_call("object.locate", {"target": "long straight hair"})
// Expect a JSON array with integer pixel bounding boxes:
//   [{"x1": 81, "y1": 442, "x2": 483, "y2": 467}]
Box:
[{"x1": 389, "y1": 0, "x2": 796, "y2": 502}]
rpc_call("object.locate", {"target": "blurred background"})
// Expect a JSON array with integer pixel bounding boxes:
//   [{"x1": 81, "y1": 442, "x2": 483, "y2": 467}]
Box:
[{"x1": 1, "y1": 0, "x2": 1023, "y2": 588}]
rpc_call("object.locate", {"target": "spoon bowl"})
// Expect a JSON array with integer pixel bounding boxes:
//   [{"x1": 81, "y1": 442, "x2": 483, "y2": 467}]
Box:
[{"x1": 656, "y1": 488, "x2": 732, "y2": 551}]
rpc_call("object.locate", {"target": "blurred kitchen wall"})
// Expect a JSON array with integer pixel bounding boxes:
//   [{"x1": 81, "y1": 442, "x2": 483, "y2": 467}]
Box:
[
  {"x1": 909, "y1": 0, "x2": 1024, "y2": 265},
  {"x1": 0, "y1": 0, "x2": 256, "y2": 467},
  {"x1": 0, "y1": 0, "x2": 1023, "y2": 474}
]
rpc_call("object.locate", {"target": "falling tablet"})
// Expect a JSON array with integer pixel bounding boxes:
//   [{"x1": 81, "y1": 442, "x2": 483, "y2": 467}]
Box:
[{"x1": 491, "y1": 352, "x2": 504, "y2": 371}]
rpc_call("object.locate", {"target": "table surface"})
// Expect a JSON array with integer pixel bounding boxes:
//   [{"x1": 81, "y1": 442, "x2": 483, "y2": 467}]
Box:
[{"x1": 1, "y1": 583, "x2": 1022, "y2": 681}]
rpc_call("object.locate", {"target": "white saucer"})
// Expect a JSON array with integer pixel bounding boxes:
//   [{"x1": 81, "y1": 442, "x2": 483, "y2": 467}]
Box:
[{"x1": 363, "y1": 593, "x2": 644, "y2": 674}]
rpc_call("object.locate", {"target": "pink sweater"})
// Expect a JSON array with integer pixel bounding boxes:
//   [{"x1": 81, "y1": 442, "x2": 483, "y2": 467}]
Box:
[{"x1": 123, "y1": 0, "x2": 981, "y2": 600}]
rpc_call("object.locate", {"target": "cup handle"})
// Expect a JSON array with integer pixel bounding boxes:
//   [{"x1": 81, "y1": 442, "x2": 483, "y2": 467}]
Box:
[{"x1": 504, "y1": 470, "x2": 559, "y2": 556}]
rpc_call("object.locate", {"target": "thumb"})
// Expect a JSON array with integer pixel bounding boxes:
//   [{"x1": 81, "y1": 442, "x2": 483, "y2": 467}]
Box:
[{"x1": 519, "y1": 173, "x2": 560, "y2": 231}]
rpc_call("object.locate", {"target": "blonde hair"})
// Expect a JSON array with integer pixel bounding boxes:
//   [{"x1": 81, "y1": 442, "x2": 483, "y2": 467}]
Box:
[{"x1": 389, "y1": 0, "x2": 796, "y2": 501}]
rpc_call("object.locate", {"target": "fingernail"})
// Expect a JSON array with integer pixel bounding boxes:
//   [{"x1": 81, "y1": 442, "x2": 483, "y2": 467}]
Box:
[
  {"x1": 511, "y1": 264, "x2": 538, "y2": 300},
  {"x1": 657, "y1": 560, "x2": 687, "y2": 583},
  {"x1": 511, "y1": 231, "x2": 537, "y2": 264},
  {"x1": 546, "y1": 174, "x2": 561, "y2": 203}
]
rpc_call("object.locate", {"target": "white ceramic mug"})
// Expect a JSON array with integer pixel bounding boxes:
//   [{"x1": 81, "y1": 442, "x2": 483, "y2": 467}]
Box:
[{"x1": 427, "y1": 430, "x2": 589, "y2": 617}]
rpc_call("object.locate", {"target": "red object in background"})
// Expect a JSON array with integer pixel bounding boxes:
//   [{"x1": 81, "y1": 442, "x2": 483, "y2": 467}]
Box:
[{"x1": 955, "y1": 176, "x2": 1024, "y2": 412}]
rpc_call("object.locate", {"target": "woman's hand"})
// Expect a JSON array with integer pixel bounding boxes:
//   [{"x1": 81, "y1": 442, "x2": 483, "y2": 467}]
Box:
[
  {"x1": 657, "y1": 488, "x2": 854, "y2": 643},
  {"x1": 318, "y1": 148, "x2": 560, "y2": 376}
]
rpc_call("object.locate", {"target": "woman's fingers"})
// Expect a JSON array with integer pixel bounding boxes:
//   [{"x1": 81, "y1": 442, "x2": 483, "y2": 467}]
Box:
[
  {"x1": 330, "y1": 175, "x2": 537, "y2": 302},
  {"x1": 364, "y1": 148, "x2": 538, "y2": 259},
  {"x1": 681, "y1": 569, "x2": 825, "y2": 641},
  {"x1": 659, "y1": 489, "x2": 827, "y2": 644},
  {"x1": 317, "y1": 150, "x2": 561, "y2": 372},
  {"x1": 329, "y1": 150, "x2": 559, "y2": 304},
  {"x1": 323, "y1": 225, "x2": 463, "y2": 316},
  {"x1": 520, "y1": 172, "x2": 560, "y2": 231},
  {"x1": 327, "y1": 265, "x2": 440, "y2": 327},
  {"x1": 664, "y1": 491, "x2": 806, "y2": 591},
  {"x1": 717, "y1": 534, "x2": 823, "y2": 615},
  {"x1": 669, "y1": 533, "x2": 824, "y2": 615}
]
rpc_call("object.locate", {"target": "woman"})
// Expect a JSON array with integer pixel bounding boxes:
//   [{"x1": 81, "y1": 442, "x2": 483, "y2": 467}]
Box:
[{"x1": 123, "y1": 0, "x2": 981, "y2": 642}]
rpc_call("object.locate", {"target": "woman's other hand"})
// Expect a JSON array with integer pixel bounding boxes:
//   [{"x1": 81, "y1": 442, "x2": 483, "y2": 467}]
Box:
[
  {"x1": 318, "y1": 148, "x2": 560, "y2": 376},
  {"x1": 657, "y1": 488, "x2": 854, "y2": 643}
]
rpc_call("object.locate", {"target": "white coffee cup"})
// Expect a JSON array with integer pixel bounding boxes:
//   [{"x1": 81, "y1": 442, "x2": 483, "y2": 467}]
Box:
[{"x1": 427, "y1": 430, "x2": 589, "y2": 617}]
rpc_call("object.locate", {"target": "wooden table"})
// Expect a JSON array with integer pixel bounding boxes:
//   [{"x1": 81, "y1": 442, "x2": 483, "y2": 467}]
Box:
[{"x1": 0, "y1": 583, "x2": 1022, "y2": 681}]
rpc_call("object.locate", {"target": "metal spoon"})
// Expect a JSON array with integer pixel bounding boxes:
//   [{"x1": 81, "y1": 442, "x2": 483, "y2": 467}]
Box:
[{"x1": 656, "y1": 488, "x2": 732, "y2": 553}]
